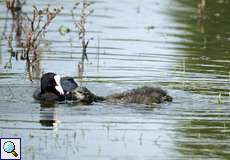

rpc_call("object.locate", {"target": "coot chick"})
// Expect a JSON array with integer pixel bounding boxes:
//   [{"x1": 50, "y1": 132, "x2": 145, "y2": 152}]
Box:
[
  {"x1": 105, "y1": 86, "x2": 172, "y2": 105},
  {"x1": 33, "y1": 72, "x2": 79, "y2": 101},
  {"x1": 71, "y1": 86, "x2": 104, "y2": 104},
  {"x1": 74, "y1": 86, "x2": 172, "y2": 105}
]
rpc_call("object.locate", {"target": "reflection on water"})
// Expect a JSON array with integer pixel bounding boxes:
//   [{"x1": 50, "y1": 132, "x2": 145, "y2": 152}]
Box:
[
  {"x1": 39, "y1": 101, "x2": 59, "y2": 127},
  {"x1": 177, "y1": 118, "x2": 230, "y2": 159},
  {"x1": 0, "y1": 0, "x2": 229, "y2": 159},
  {"x1": 168, "y1": 0, "x2": 230, "y2": 95},
  {"x1": 170, "y1": 1, "x2": 230, "y2": 158}
]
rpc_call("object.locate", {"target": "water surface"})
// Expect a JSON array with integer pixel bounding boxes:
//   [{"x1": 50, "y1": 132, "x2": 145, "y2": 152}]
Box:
[{"x1": 0, "y1": 0, "x2": 230, "y2": 159}]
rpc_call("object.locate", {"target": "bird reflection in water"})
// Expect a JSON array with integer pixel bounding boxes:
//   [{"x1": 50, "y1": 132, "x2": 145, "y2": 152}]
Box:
[{"x1": 39, "y1": 101, "x2": 60, "y2": 128}]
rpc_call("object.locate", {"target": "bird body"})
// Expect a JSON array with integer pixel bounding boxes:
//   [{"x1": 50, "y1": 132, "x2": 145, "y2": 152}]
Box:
[{"x1": 33, "y1": 72, "x2": 172, "y2": 105}]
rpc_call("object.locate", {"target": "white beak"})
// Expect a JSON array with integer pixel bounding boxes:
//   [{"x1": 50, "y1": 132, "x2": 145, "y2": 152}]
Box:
[{"x1": 54, "y1": 75, "x2": 65, "y2": 95}]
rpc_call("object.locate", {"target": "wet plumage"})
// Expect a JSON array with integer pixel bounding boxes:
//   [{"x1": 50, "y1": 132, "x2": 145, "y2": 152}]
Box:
[{"x1": 34, "y1": 73, "x2": 172, "y2": 105}]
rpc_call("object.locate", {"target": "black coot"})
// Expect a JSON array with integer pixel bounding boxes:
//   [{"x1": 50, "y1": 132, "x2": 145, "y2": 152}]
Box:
[{"x1": 33, "y1": 72, "x2": 79, "y2": 101}]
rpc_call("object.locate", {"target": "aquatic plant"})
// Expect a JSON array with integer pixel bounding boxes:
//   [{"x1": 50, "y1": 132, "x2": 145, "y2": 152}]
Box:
[
  {"x1": 4, "y1": 34, "x2": 13, "y2": 69},
  {"x1": 4, "y1": 2, "x2": 63, "y2": 80},
  {"x1": 22, "y1": 5, "x2": 63, "y2": 60},
  {"x1": 23, "y1": 5, "x2": 63, "y2": 80},
  {"x1": 182, "y1": 58, "x2": 186, "y2": 89},
  {"x1": 4, "y1": 0, "x2": 25, "y2": 68},
  {"x1": 71, "y1": 0, "x2": 94, "y2": 79},
  {"x1": 5, "y1": 0, "x2": 25, "y2": 20},
  {"x1": 217, "y1": 92, "x2": 223, "y2": 105},
  {"x1": 228, "y1": 71, "x2": 230, "y2": 97}
]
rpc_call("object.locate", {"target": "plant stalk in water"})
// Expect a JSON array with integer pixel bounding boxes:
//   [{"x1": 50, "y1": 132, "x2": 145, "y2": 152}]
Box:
[
  {"x1": 217, "y1": 92, "x2": 223, "y2": 105},
  {"x1": 4, "y1": 3, "x2": 63, "y2": 80},
  {"x1": 71, "y1": 0, "x2": 93, "y2": 79}
]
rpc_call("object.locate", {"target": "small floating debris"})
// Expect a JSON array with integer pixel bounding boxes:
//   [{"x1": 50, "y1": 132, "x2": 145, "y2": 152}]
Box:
[
  {"x1": 144, "y1": 25, "x2": 155, "y2": 31},
  {"x1": 58, "y1": 25, "x2": 70, "y2": 36}
]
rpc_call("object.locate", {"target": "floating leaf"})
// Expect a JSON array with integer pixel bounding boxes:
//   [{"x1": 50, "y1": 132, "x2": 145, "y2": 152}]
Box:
[{"x1": 58, "y1": 25, "x2": 70, "y2": 36}]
